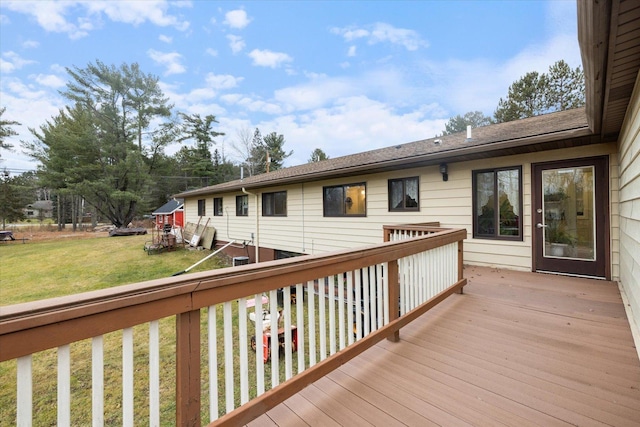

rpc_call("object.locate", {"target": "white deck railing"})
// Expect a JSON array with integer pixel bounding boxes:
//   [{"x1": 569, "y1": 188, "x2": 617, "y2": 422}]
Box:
[{"x1": 0, "y1": 226, "x2": 466, "y2": 426}]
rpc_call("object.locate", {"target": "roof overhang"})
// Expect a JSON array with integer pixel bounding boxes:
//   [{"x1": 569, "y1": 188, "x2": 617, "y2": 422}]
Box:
[{"x1": 579, "y1": 0, "x2": 640, "y2": 141}]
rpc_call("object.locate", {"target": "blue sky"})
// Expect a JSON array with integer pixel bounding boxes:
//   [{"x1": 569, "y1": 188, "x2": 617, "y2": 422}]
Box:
[{"x1": 0, "y1": 1, "x2": 581, "y2": 174}]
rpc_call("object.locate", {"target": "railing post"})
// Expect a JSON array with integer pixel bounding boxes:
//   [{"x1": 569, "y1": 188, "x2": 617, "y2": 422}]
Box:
[
  {"x1": 383, "y1": 226, "x2": 391, "y2": 242},
  {"x1": 176, "y1": 309, "x2": 201, "y2": 427},
  {"x1": 457, "y1": 240, "x2": 464, "y2": 294},
  {"x1": 387, "y1": 259, "x2": 400, "y2": 342}
]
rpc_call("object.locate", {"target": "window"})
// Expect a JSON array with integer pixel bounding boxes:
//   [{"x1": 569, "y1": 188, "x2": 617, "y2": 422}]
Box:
[
  {"x1": 388, "y1": 177, "x2": 419, "y2": 211},
  {"x1": 473, "y1": 166, "x2": 522, "y2": 240},
  {"x1": 323, "y1": 183, "x2": 366, "y2": 217},
  {"x1": 214, "y1": 198, "x2": 223, "y2": 216},
  {"x1": 197, "y1": 199, "x2": 206, "y2": 216},
  {"x1": 262, "y1": 191, "x2": 287, "y2": 216},
  {"x1": 236, "y1": 195, "x2": 248, "y2": 216}
]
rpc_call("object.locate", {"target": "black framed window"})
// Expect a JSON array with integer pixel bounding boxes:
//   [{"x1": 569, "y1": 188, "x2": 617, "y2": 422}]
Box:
[
  {"x1": 236, "y1": 195, "x2": 248, "y2": 216},
  {"x1": 323, "y1": 183, "x2": 366, "y2": 217},
  {"x1": 262, "y1": 191, "x2": 287, "y2": 216},
  {"x1": 473, "y1": 166, "x2": 522, "y2": 240},
  {"x1": 197, "y1": 199, "x2": 206, "y2": 216},
  {"x1": 388, "y1": 177, "x2": 419, "y2": 211},
  {"x1": 213, "y1": 198, "x2": 223, "y2": 216}
]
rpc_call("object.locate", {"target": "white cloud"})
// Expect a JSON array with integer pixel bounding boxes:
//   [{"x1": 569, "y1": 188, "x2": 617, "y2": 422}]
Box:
[
  {"x1": 248, "y1": 49, "x2": 293, "y2": 68},
  {"x1": 347, "y1": 46, "x2": 357, "y2": 57},
  {"x1": 205, "y1": 73, "x2": 243, "y2": 90},
  {"x1": 3, "y1": 1, "x2": 89, "y2": 38},
  {"x1": 0, "y1": 14, "x2": 9, "y2": 25},
  {"x1": 274, "y1": 78, "x2": 353, "y2": 111},
  {"x1": 0, "y1": 76, "x2": 65, "y2": 171},
  {"x1": 227, "y1": 35, "x2": 245, "y2": 54},
  {"x1": 159, "y1": 34, "x2": 172, "y2": 43},
  {"x1": 0, "y1": 51, "x2": 36, "y2": 74},
  {"x1": 255, "y1": 96, "x2": 446, "y2": 166},
  {"x1": 30, "y1": 73, "x2": 66, "y2": 88},
  {"x1": 331, "y1": 23, "x2": 428, "y2": 51},
  {"x1": 187, "y1": 87, "x2": 217, "y2": 102},
  {"x1": 205, "y1": 48, "x2": 218, "y2": 57},
  {"x1": 224, "y1": 9, "x2": 251, "y2": 29},
  {"x1": 2, "y1": 0, "x2": 189, "y2": 39},
  {"x1": 84, "y1": 1, "x2": 190, "y2": 31},
  {"x1": 22, "y1": 40, "x2": 40, "y2": 49},
  {"x1": 147, "y1": 49, "x2": 186, "y2": 75}
]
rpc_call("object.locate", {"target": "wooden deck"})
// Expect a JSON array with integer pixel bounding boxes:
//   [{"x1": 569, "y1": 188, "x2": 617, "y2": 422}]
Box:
[{"x1": 247, "y1": 266, "x2": 640, "y2": 426}]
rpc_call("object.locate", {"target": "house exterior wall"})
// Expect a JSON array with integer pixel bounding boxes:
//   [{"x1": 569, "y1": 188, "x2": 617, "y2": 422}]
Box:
[
  {"x1": 183, "y1": 143, "x2": 618, "y2": 274},
  {"x1": 617, "y1": 72, "x2": 640, "y2": 337}
]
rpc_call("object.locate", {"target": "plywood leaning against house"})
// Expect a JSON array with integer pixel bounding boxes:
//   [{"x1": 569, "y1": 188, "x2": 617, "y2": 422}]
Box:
[{"x1": 183, "y1": 221, "x2": 216, "y2": 250}]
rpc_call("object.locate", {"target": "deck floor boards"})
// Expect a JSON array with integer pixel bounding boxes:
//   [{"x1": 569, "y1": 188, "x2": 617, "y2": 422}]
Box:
[{"x1": 245, "y1": 266, "x2": 640, "y2": 426}]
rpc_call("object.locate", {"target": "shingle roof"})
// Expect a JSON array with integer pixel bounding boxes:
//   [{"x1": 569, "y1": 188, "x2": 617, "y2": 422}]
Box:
[
  {"x1": 152, "y1": 198, "x2": 184, "y2": 215},
  {"x1": 175, "y1": 108, "x2": 595, "y2": 198}
]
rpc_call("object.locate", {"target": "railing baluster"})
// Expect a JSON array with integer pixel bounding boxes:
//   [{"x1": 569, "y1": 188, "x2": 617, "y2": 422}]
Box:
[
  {"x1": 239, "y1": 297, "x2": 249, "y2": 405},
  {"x1": 254, "y1": 296, "x2": 265, "y2": 396},
  {"x1": 328, "y1": 275, "x2": 336, "y2": 355},
  {"x1": 58, "y1": 344, "x2": 70, "y2": 427},
  {"x1": 122, "y1": 327, "x2": 134, "y2": 427},
  {"x1": 362, "y1": 268, "x2": 370, "y2": 336},
  {"x1": 296, "y1": 284, "x2": 305, "y2": 373},
  {"x1": 318, "y1": 277, "x2": 327, "y2": 360},
  {"x1": 208, "y1": 305, "x2": 219, "y2": 420},
  {"x1": 338, "y1": 274, "x2": 345, "y2": 350},
  {"x1": 149, "y1": 320, "x2": 160, "y2": 427},
  {"x1": 382, "y1": 263, "x2": 389, "y2": 325},
  {"x1": 92, "y1": 335, "x2": 104, "y2": 427},
  {"x1": 17, "y1": 354, "x2": 32, "y2": 427},
  {"x1": 355, "y1": 270, "x2": 362, "y2": 340},
  {"x1": 308, "y1": 279, "x2": 316, "y2": 366},
  {"x1": 347, "y1": 271, "x2": 354, "y2": 346},
  {"x1": 269, "y1": 289, "x2": 279, "y2": 387},
  {"x1": 376, "y1": 264, "x2": 384, "y2": 328},
  {"x1": 223, "y1": 302, "x2": 234, "y2": 413},
  {"x1": 283, "y1": 287, "x2": 293, "y2": 380}
]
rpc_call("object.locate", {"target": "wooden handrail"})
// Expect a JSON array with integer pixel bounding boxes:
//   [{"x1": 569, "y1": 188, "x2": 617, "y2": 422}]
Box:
[
  {"x1": 0, "y1": 227, "x2": 467, "y2": 426},
  {"x1": 0, "y1": 228, "x2": 465, "y2": 361}
]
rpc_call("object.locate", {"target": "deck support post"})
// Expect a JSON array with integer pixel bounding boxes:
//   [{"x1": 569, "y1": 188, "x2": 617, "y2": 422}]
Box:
[
  {"x1": 387, "y1": 259, "x2": 400, "y2": 342},
  {"x1": 176, "y1": 309, "x2": 201, "y2": 427}
]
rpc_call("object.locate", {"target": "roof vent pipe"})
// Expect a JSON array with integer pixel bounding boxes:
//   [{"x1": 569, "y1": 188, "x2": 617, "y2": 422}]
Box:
[{"x1": 466, "y1": 125, "x2": 472, "y2": 141}]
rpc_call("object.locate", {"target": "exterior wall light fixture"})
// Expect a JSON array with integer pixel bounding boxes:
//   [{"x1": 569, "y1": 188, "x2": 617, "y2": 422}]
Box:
[{"x1": 439, "y1": 163, "x2": 448, "y2": 181}]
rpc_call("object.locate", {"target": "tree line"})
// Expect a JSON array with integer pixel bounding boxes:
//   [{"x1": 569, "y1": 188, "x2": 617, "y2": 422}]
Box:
[{"x1": 0, "y1": 59, "x2": 582, "y2": 229}]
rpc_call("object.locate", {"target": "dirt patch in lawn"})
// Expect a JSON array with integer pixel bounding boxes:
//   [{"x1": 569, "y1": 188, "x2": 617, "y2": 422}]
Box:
[{"x1": 3, "y1": 226, "x2": 115, "y2": 242}]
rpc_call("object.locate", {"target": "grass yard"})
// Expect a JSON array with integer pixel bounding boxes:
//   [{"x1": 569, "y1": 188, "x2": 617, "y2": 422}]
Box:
[
  {"x1": 0, "y1": 231, "x2": 340, "y2": 425},
  {"x1": 0, "y1": 231, "x2": 231, "y2": 425},
  {"x1": 0, "y1": 232, "x2": 230, "y2": 305}
]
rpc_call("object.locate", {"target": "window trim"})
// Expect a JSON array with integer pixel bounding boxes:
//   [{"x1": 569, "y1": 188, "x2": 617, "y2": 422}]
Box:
[
  {"x1": 236, "y1": 195, "x2": 248, "y2": 217},
  {"x1": 262, "y1": 191, "x2": 287, "y2": 217},
  {"x1": 472, "y1": 165, "x2": 523, "y2": 241},
  {"x1": 323, "y1": 182, "x2": 367, "y2": 217},
  {"x1": 213, "y1": 197, "x2": 223, "y2": 216},
  {"x1": 388, "y1": 176, "x2": 420, "y2": 212},
  {"x1": 197, "y1": 199, "x2": 206, "y2": 217}
]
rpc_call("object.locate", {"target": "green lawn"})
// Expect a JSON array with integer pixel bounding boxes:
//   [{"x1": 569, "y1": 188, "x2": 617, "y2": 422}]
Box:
[
  {"x1": 0, "y1": 234, "x2": 338, "y2": 425},
  {"x1": 0, "y1": 234, "x2": 230, "y2": 425},
  {"x1": 0, "y1": 234, "x2": 229, "y2": 305}
]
